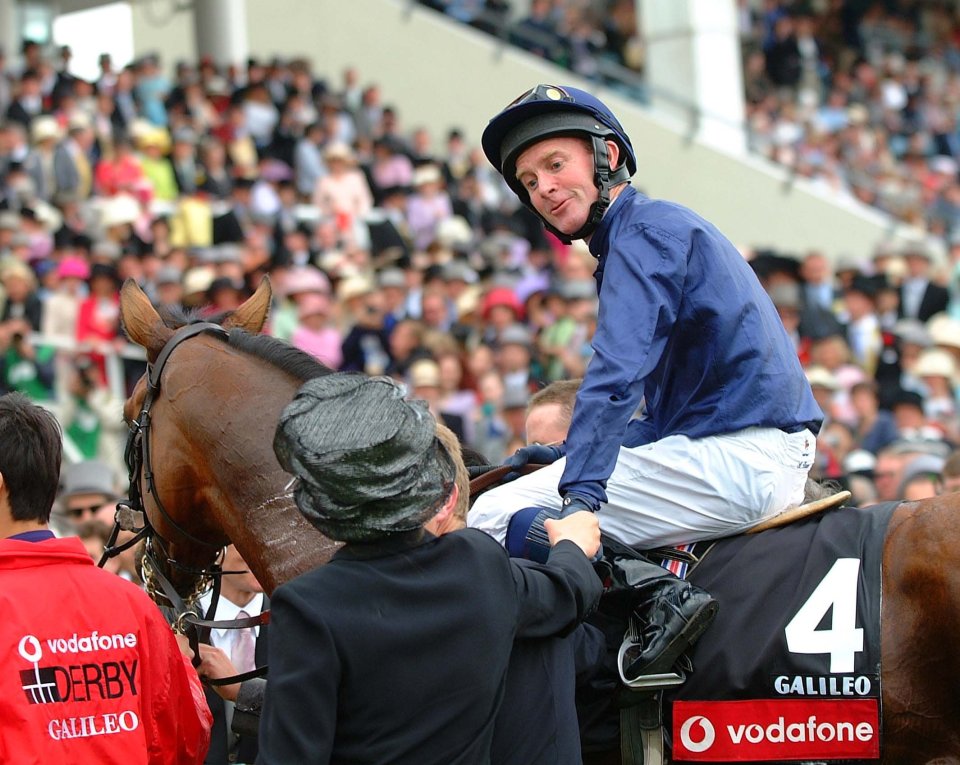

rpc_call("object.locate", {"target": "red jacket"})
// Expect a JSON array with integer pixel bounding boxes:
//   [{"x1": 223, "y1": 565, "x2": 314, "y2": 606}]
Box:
[{"x1": 0, "y1": 536, "x2": 212, "y2": 764}]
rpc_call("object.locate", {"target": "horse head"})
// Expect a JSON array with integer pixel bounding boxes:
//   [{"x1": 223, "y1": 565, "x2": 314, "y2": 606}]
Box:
[{"x1": 119, "y1": 277, "x2": 337, "y2": 604}]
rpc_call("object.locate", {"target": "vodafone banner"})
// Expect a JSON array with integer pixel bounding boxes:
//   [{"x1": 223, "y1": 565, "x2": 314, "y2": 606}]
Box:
[{"x1": 672, "y1": 699, "x2": 880, "y2": 761}]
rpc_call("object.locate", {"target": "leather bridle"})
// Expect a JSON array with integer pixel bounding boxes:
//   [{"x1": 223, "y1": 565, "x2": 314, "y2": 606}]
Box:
[{"x1": 99, "y1": 321, "x2": 268, "y2": 685}]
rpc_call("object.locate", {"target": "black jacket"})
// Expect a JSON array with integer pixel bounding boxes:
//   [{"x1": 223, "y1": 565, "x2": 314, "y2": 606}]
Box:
[
  {"x1": 204, "y1": 597, "x2": 268, "y2": 765},
  {"x1": 258, "y1": 529, "x2": 600, "y2": 765}
]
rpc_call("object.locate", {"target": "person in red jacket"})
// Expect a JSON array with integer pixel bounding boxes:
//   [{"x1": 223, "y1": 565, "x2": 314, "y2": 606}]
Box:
[{"x1": 0, "y1": 392, "x2": 212, "y2": 764}]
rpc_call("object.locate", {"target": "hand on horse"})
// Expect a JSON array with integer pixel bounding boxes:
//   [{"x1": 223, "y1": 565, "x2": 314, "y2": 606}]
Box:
[
  {"x1": 545, "y1": 508, "x2": 601, "y2": 560},
  {"x1": 502, "y1": 442, "x2": 566, "y2": 482}
]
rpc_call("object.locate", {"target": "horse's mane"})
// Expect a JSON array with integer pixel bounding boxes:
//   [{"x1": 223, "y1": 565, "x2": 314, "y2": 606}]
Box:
[{"x1": 157, "y1": 305, "x2": 335, "y2": 382}]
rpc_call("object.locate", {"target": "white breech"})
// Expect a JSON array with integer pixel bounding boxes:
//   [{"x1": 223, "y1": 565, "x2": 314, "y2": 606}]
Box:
[{"x1": 468, "y1": 427, "x2": 816, "y2": 549}]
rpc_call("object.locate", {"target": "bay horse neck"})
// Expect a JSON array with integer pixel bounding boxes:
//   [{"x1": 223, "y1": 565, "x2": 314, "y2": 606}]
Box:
[{"x1": 147, "y1": 329, "x2": 339, "y2": 595}]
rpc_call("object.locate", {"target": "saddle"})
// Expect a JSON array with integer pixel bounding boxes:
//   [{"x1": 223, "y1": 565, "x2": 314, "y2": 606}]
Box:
[{"x1": 609, "y1": 490, "x2": 851, "y2": 765}]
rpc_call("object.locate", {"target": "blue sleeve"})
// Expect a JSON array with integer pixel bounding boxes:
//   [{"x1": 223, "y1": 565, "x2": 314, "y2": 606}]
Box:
[{"x1": 559, "y1": 223, "x2": 687, "y2": 506}]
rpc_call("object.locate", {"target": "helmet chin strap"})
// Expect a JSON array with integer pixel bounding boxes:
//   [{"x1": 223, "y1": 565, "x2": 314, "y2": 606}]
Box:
[{"x1": 539, "y1": 135, "x2": 630, "y2": 245}]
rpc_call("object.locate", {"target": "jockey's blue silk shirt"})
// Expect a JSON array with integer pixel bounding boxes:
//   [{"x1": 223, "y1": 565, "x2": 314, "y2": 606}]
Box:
[{"x1": 558, "y1": 186, "x2": 823, "y2": 507}]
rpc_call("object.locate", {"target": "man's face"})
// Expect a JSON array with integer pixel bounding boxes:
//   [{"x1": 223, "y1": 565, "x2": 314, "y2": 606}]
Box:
[
  {"x1": 64, "y1": 492, "x2": 111, "y2": 527},
  {"x1": 525, "y1": 402, "x2": 569, "y2": 446},
  {"x1": 514, "y1": 136, "x2": 602, "y2": 237},
  {"x1": 222, "y1": 544, "x2": 263, "y2": 598},
  {"x1": 873, "y1": 455, "x2": 904, "y2": 501}
]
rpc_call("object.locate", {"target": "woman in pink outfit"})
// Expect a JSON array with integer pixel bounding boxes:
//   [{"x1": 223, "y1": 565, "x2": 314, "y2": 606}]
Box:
[{"x1": 290, "y1": 292, "x2": 343, "y2": 369}]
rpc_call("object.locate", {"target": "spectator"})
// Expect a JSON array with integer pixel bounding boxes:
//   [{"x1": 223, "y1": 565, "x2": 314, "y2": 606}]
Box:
[
  {"x1": 290, "y1": 292, "x2": 343, "y2": 369},
  {"x1": 312, "y1": 142, "x2": 372, "y2": 245},
  {"x1": 898, "y1": 242, "x2": 949, "y2": 323},
  {"x1": 896, "y1": 453, "x2": 946, "y2": 502},
  {"x1": 939, "y1": 449, "x2": 960, "y2": 495},
  {"x1": 525, "y1": 377, "x2": 581, "y2": 447},
  {"x1": 0, "y1": 392, "x2": 211, "y2": 761},
  {"x1": 850, "y1": 380, "x2": 899, "y2": 455},
  {"x1": 196, "y1": 545, "x2": 268, "y2": 765},
  {"x1": 75, "y1": 262, "x2": 122, "y2": 379},
  {"x1": 258, "y1": 374, "x2": 601, "y2": 764}
]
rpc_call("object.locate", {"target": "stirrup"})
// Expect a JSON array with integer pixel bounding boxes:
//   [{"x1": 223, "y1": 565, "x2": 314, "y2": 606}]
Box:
[{"x1": 618, "y1": 615, "x2": 688, "y2": 690}]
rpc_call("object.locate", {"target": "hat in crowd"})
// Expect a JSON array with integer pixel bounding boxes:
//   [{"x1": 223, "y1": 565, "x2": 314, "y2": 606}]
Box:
[
  {"x1": 928, "y1": 315, "x2": 960, "y2": 350},
  {"x1": 0, "y1": 257, "x2": 37, "y2": 286},
  {"x1": 897, "y1": 453, "x2": 946, "y2": 496},
  {"x1": 207, "y1": 276, "x2": 245, "y2": 298},
  {"x1": 182, "y1": 266, "x2": 216, "y2": 301},
  {"x1": 282, "y1": 266, "x2": 331, "y2": 298},
  {"x1": 481, "y1": 286, "x2": 523, "y2": 322},
  {"x1": 558, "y1": 279, "x2": 596, "y2": 302},
  {"x1": 408, "y1": 358, "x2": 441, "y2": 389},
  {"x1": 435, "y1": 216, "x2": 472, "y2": 249},
  {"x1": 98, "y1": 194, "x2": 140, "y2": 230},
  {"x1": 88, "y1": 262, "x2": 120, "y2": 287},
  {"x1": 899, "y1": 238, "x2": 933, "y2": 260},
  {"x1": 155, "y1": 265, "x2": 183, "y2": 286},
  {"x1": 273, "y1": 374, "x2": 456, "y2": 542},
  {"x1": 412, "y1": 163, "x2": 443, "y2": 187},
  {"x1": 323, "y1": 141, "x2": 357, "y2": 164},
  {"x1": 498, "y1": 323, "x2": 533, "y2": 349},
  {"x1": 892, "y1": 318, "x2": 932, "y2": 348},
  {"x1": 767, "y1": 282, "x2": 801, "y2": 310},
  {"x1": 913, "y1": 348, "x2": 958, "y2": 381},
  {"x1": 297, "y1": 292, "x2": 331, "y2": 320},
  {"x1": 138, "y1": 128, "x2": 171, "y2": 152},
  {"x1": 502, "y1": 384, "x2": 530, "y2": 410},
  {"x1": 377, "y1": 267, "x2": 407, "y2": 290},
  {"x1": 57, "y1": 256, "x2": 90, "y2": 281},
  {"x1": 172, "y1": 127, "x2": 197, "y2": 145},
  {"x1": 91, "y1": 240, "x2": 122, "y2": 262},
  {"x1": 843, "y1": 449, "x2": 876, "y2": 476},
  {"x1": 336, "y1": 275, "x2": 375, "y2": 302},
  {"x1": 805, "y1": 365, "x2": 839, "y2": 391},
  {"x1": 60, "y1": 460, "x2": 119, "y2": 502},
  {"x1": 891, "y1": 389, "x2": 924, "y2": 411},
  {"x1": 0, "y1": 211, "x2": 20, "y2": 231},
  {"x1": 844, "y1": 273, "x2": 885, "y2": 299},
  {"x1": 31, "y1": 116, "x2": 62, "y2": 144},
  {"x1": 455, "y1": 286, "x2": 481, "y2": 319},
  {"x1": 260, "y1": 159, "x2": 293, "y2": 183},
  {"x1": 441, "y1": 261, "x2": 478, "y2": 285}
]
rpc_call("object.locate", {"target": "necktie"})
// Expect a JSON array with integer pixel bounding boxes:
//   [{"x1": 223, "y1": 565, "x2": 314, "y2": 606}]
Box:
[{"x1": 232, "y1": 610, "x2": 257, "y2": 674}]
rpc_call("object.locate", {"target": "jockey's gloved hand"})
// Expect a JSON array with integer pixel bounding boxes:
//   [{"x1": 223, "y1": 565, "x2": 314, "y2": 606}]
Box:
[
  {"x1": 505, "y1": 493, "x2": 602, "y2": 564},
  {"x1": 502, "y1": 442, "x2": 566, "y2": 482}
]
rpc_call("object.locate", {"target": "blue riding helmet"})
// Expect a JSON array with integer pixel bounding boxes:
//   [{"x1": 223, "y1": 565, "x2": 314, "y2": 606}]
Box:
[{"x1": 481, "y1": 84, "x2": 636, "y2": 242}]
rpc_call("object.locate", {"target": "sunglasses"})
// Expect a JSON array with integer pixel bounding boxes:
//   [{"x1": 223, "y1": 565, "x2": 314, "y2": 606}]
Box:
[{"x1": 66, "y1": 504, "x2": 102, "y2": 518}]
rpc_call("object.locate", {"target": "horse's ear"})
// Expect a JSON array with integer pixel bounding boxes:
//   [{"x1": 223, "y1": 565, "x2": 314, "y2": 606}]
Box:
[
  {"x1": 223, "y1": 276, "x2": 272, "y2": 334},
  {"x1": 120, "y1": 279, "x2": 174, "y2": 363}
]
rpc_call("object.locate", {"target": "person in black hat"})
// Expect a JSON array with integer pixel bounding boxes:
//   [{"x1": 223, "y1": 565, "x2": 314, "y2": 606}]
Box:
[{"x1": 258, "y1": 374, "x2": 601, "y2": 765}]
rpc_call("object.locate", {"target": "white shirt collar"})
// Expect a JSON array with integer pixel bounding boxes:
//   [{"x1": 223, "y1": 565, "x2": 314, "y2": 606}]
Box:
[{"x1": 197, "y1": 590, "x2": 265, "y2": 647}]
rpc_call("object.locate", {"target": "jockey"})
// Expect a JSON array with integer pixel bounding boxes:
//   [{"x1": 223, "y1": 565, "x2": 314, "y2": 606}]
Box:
[{"x1": 470, "y1": 84, "x2": 823, "y2": 676}]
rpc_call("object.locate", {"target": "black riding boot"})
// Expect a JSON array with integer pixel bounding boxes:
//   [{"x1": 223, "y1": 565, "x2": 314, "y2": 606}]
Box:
[{"x1": 619, "y1": 560, "x2": 718, "y2": 679}]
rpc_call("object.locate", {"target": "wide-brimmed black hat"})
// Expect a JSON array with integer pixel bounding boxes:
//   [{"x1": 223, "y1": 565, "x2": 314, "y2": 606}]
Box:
[{"x1": 274, "y1": 374, "x2": 456, "y2": 542}]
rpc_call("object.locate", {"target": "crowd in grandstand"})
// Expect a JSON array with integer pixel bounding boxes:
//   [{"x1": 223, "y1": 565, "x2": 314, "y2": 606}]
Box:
[{"x1": 0, "y1": 3, "x2": 959, "y2": 555}]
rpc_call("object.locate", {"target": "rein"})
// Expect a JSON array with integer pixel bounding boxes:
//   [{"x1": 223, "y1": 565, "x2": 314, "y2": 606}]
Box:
[{"x1": 99, "y1": 321, "x2": 269, "y2": 687}]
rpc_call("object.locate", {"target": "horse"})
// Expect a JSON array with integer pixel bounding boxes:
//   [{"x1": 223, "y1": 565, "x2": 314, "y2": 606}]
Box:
[
  {"x1": 118, "y1": 279, "x2": 960, "y2": 764},
  {"x1": 118, "y1": 277, "x2": 340, "y2": 600}
]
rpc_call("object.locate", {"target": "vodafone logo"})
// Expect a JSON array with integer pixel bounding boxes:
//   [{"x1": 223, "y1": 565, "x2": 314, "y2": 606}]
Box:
[
  {"x1": 679, "y1": 715, "x2": 715, "y2": 753},
  {"x1": 672, "y1": 699, "x2": 880, "y2": 761}
]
